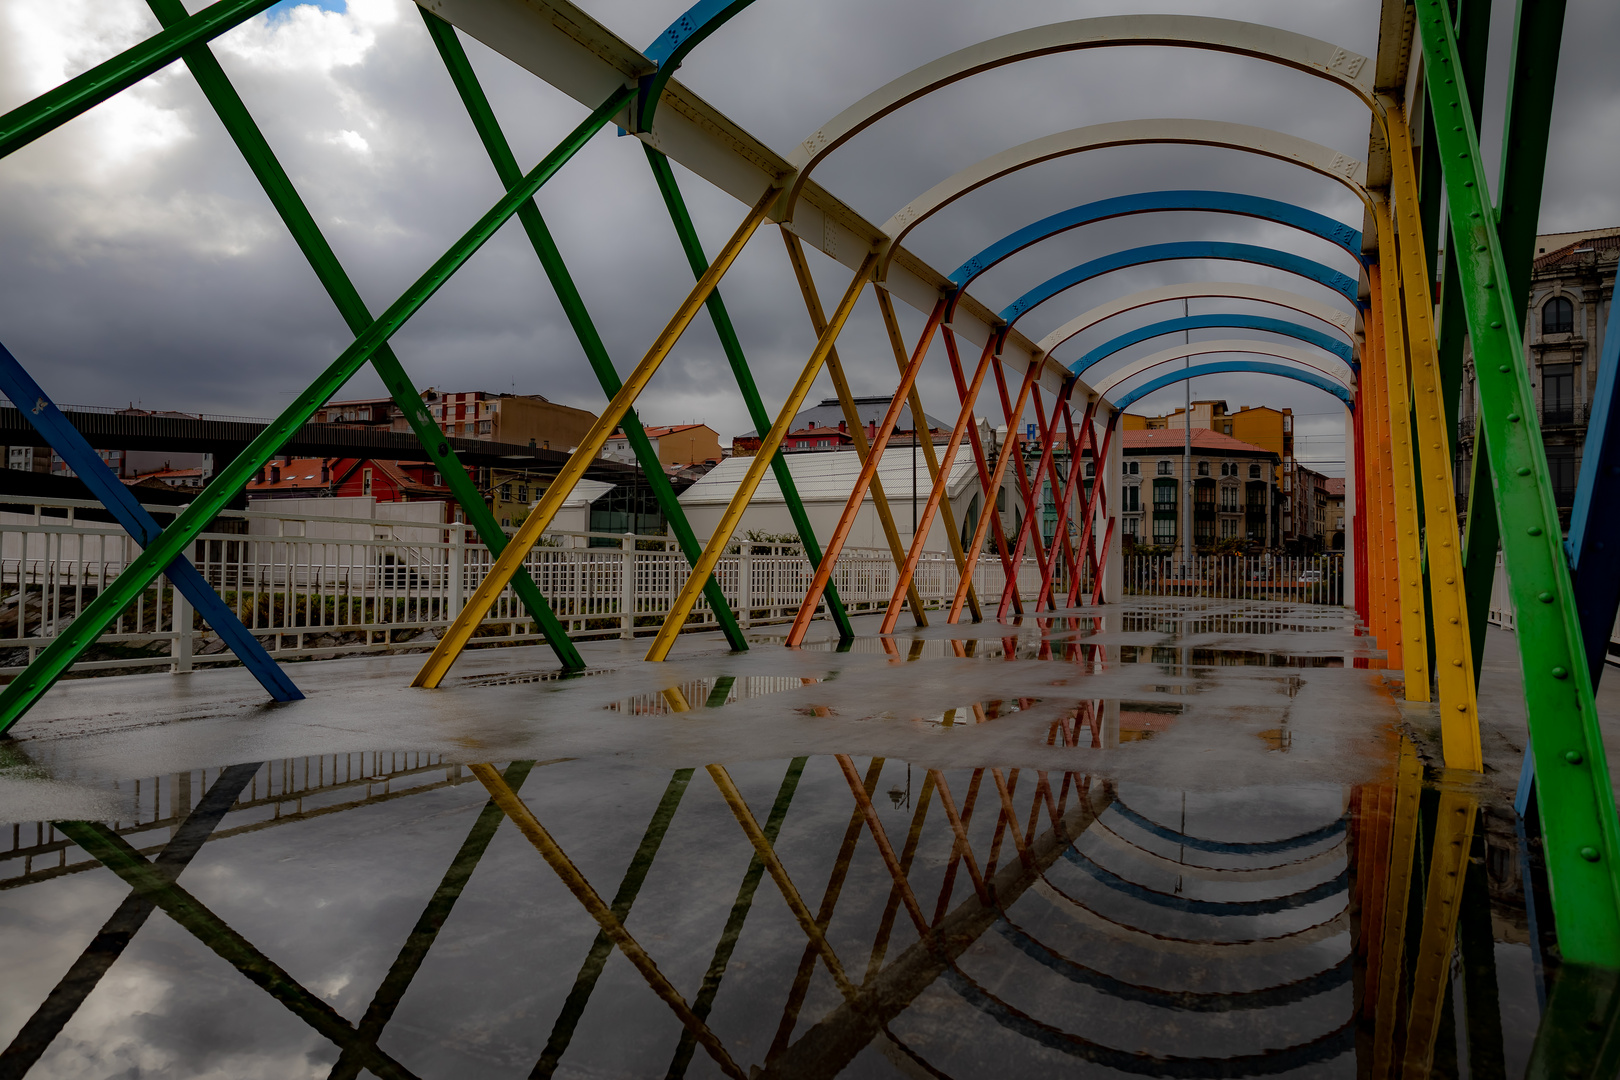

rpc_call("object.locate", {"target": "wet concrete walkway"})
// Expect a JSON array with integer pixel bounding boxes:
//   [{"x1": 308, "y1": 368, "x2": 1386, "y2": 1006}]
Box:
[{"x1": 0, "y1": 601, "x2": 1611, "y2": 1077}]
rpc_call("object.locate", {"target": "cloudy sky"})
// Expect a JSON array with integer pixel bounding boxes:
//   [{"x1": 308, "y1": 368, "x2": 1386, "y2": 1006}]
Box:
[{"x1": 1, "y1": 0, "x2": 1617, "y2": 478}]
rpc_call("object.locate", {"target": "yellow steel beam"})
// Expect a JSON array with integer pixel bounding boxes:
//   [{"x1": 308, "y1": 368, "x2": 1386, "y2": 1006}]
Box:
[
  {"x1": 1400, "y1": 787, "x2": 1478, "y2": 1079},
  {"x1": 1372, "y1": 736, "x2": 1425, "y2": 1078},
  {"x1": 706, "y1": 764, "x2": 858, "y2": 997},
  {"x1": 780, "y1": 230, "x2": 927, "y2": 626},
  {"x1": 1372, "y1": 208, "x2": 1433, "y2": 701},
  {"x1": 467, "y1": 764, "x2": 745, "y2": 1080},
  {"x1": 1386, "y1": 105, "x2": 1483, "y2": 770},
  {"x1": 1361, "y1": 313, "x2": 1389, "y2": 654},
  {"x1": 645, "y1": 252, "x2": 879, "y2": 661},
  {"x1": 875, "y1": 288, "x2": 983, "y2": 622},
  {"x1": 412, "y1": 184, "x2": 779, "y2": 687},
  {"x1": 1367, "y1": 276, "x2": 1402, "y2": 668}
]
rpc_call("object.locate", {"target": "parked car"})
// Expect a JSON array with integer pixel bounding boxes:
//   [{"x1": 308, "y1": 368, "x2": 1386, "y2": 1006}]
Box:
[{"x1": 1298, "y1": 570, "x2": 1323, "y2": 583}]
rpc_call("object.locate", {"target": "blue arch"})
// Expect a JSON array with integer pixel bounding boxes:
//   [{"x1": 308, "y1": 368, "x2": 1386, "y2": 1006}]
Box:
[
  {"x1": 638, "y1": 0, "x2": 759, "y2": 129},
  {"x1": 949, "y1": 190, "x2": 1362, "y2": 292},
  {"x1": 999, "y1": 241, "x2": 1361, "y2": 330},
  {"x1": 1113, "y1": 360, "x2": 1355, "y2": 411},
  {"x1": 1071, "y1": 314, "x2": 1355, "y2": 378}
]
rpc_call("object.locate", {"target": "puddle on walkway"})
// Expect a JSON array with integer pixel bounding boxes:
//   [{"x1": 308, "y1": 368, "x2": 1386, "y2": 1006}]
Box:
[
  {"x1": 0, "y1": 739, "x2": 1557, "y2": 1079},
  {"x1": 605, "y1": 675, "x2": 827, "y2": 715}
]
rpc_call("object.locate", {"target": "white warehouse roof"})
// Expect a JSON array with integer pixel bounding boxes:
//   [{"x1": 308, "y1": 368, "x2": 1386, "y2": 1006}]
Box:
[{"x1": 678, "y1": 446, "x2": 982, "y2": 507}]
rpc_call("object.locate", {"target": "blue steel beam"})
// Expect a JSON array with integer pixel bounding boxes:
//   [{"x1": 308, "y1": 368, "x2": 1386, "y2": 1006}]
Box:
[
  {"x1": 1000, "y1": 241, "x2": 1362, "y2": 330},
  {"x1": 635, "y1": 0, "x2": 759, "y2": 131},
  {"x1": 1567, "y1": 278, "x2": 1620, "y2": 690},
  {"x1": 1111, "y1": 360, "x2": 1354, "y2": 412},
  {"x1": 0, "y1": 341, "x2": 300, "y2": 701},
  {"x1": 1069, "y1": 313, "x2": 1355, "y2": 377},
  {"x1": 949, "y1": 190, "x2": 1363, "y2": 292}
]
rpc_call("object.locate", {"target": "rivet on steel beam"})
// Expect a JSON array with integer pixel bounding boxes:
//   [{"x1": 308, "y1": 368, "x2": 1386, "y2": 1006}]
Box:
[
  {"x1": 1529, "y1": 526, "x2": 1543, "y2": 535},
  {"x1": 1499, "y1": 365, "x2": 1511, "y2": 373},
  {"x1": 1566, "y1": 750, "x2": 1584, "y2": 763},
  {"x1": 1538, "y1": 591, "x2": 1555, "y2": 603},
  {"x1": 1517, "y1": 467, "x2": 1531, "y2": 475},
  {"x1": 1553, "y1": 667, "x2": 1569, "y2": 679},
  {"x1": 1508, "y1": 412, "x2": 1521, "y2": 422},
  {"x1": 1456, "y1": 704, "x2": 1467, "y2": 712},
  {"x1": 1581, "y1": 847, "x2": 1601, "y2": 862}
]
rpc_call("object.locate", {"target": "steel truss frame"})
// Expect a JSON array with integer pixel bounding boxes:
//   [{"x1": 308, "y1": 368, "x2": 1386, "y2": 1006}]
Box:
[{"x1": 1, "y1": 0, "x2": 1617, "y2": 1020}]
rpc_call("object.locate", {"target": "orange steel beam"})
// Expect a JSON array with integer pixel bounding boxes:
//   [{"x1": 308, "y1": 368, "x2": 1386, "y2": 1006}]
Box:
[
  {"x1": 1068, "y1": 409, "x2": 1118, "y2": 607},
  {"x1": 780, "y1": 231, "x2": 928, "y2": 627},
  {"x1": 766, "y1": 757, "x2": 884, "y2": 1066},
  {"x1": 994, "y1": 373, "x2": 1055, "y2": 618},
  {"x1": 875, "y1": 289, "x2": 982, "y2": 623},
  {"x1": 950, "y1": 358, "x2": 1042, "y2": 623},
  {"x1": 944, "y1": 327, "x2": 1022, "y2": 611},
  {"x1": 649, "y1": 252, "x2": 877, "y2": 660},
  {"x1": 1368, "y1": 264, "x2": 1402, "y2": 667},
  {"x1": 785, "y1": 298, "x2": 946, "y2": 647},
  {"x1": 878, "y1": 334, "x2": 996, "y2": 633},
  {"x1": 929, "y1": 768, "x2": 991, "y2": 909},
  {"x1": 984, "y1": 768, "x2": 1021, "y2": 878},
  {"x1": 1363, "y1": 320, "x2": 1388, "y2": 651},
  {"x1": 1036, "y1": 398, "x2": 1092, "y2": 608},
  {"x1": 467, "y1": 764, "x2": 745, "y2": 1080},
  {"x1": 833, "y1": 755, "x2": 933, "y2": 938},
  {"x1": 705, "y1": 765, "x2": 857, "y2": 997},
  {"x1": 1014, "y1": 388, "x2": 1073, "y2": 612},
  {"x1": 863, "y1": 770, "x2": 937, "y2": 980}
]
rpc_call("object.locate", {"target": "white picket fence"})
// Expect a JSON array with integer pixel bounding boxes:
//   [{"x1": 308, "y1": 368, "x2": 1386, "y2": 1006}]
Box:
[
  {"x1": 1122, "y1": 554, "x2": 1345, "y2": 606},
  {"x1": 0, "y1": 498, "x2": 1051, "y2": 675}
]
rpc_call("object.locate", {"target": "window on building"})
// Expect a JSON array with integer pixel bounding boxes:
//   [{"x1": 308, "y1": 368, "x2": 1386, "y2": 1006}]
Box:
[
  {"x1": 362, "y1": 468, "x2": 373, "y2": 496},
  {"x1": 1197, "y1": 461, "x2": 1209, "y2": 477},
  {"x1": 1124, "y1": 516, "x2": 1139, "y2": 539},
  {"x1": 1542, "y1": 362, "x2": 1575, "y2": 424},
  {"x1": 1249, "y1": 464, "x2": 1262, "y2": 479},
  {"x1": 1152, "y1": 516, "x2": 1176, "y2": 544},
  {"x1": 517, "y1": 485, "x2": 528, "y2": 503},
  {"x1": 1547, "y1": 446, "x2": 1578, "y2": 507},
  {"x1": 1156, "y1": 460, "x2": 1172, "y2": 476},
  {"x1": 1543, "y1": 296, "x2": 1574, "y2": 335},
  {"x1": 1085, "y1": 460, "x2": 1095, "y2": 477},
  {"x1": 1153, "y1": 478, "x2": 1178, "y2": 507},
  {"x1": 478, "y1": 420, "x2": 491, "y2": 434},
  {"x1": 1123, "y1": 485, "x2": 1140, "y2": 512},
  {"x1": 1221, "y1": 485, "x2": 1238, "y2": 510},
  {"x1": 996, "y1": 487, "x2": 1006, "y2": 512},
  {"x1": 1220, "y1": 517, "x2": 1237, "y2": 539},
  {"x1": 1195, "y1": 518, "x2": 1215, "y2": 541},
  {"x1": 1125, "y1": 460, "x2": 1139, "y2": 475}
]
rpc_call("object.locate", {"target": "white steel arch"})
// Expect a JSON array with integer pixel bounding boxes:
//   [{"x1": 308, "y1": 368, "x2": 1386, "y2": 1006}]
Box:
[{"x1": 1091, "y1": 339, "x2": 1357, "y2": 398}]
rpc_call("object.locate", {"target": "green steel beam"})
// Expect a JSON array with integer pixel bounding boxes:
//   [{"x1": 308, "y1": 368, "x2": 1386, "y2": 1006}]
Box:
[
  {"x1": 1414, "y1": 0, "x2": 1620, "y2": 966},
  {"x1": 55, "y1": 821, "x2": 419, "y2": 1080},
  {"x1": 145, "y1": 0, "x2": 584, "y2": 671},
  {"x1": 666, "y1": 758, "x2": 807, "y2": 1078},
  {"x1": 533, "y1": 768, "x2": 695, "y2": 1078},
  {"x1": 1466, "y1": 0, "x2": 1567, "y2": 680},
  {"x1": 0, "y1": 0, "x2": 278, "y2": 160},
  {"x1": 0, "y1": 86, "x2": 634, "y2": 734},
  {"x1": 642, "y1": 145, "x2": 856, "y2": 640},
  {"x1": 419, "y1": 11, "x2": 746, "y2": 652}
]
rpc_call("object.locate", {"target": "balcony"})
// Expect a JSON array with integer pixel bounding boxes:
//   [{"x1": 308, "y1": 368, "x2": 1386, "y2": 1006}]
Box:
[{"x1": 1540, "y1": 402, "x2": 1590, "y2": 429}]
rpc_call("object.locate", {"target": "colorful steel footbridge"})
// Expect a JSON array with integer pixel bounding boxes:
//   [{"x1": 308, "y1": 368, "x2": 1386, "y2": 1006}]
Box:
[{"x1": 0, "y1": 0, "x2": 1617, "y2": 1068}]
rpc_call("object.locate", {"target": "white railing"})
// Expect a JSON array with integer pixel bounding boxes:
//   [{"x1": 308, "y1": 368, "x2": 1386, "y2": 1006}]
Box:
[
  {"x1": 1487, "y1": 553, "x2": 1620, "y2": 660},
  {"x1": 1122, "y1": 554, "x2": 1345, "y2": 606},
  {"x1": 0, "y1": 498, "x2": 1051, "y2": 675}
]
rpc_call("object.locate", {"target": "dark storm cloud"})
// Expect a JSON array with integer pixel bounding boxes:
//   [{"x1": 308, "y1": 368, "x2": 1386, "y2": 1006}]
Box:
[{"x1": 0, "y1": 0, "x2": 1614, "y2": 477}]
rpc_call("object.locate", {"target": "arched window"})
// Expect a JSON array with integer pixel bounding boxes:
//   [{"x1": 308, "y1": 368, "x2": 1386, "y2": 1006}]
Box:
[
  {"x1": 1197, "y1": 461, "x2": 1210, "y2": 477},
  {"x1": 1157, "y1": 460, "x2": 1172, "y2": 476},
  {"x1": 1543, "y1": 296, "x2": 1574, "y2": 335},
  {"x1": 1249, "y1": 463, "x2": 1262, "y2": 479}
]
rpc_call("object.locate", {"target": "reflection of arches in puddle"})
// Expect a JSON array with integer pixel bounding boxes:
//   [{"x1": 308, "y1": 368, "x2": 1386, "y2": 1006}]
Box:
[
  {"x1": 1048, "y1": 700, "x2": 1104, "y2": 747},
  {"x1": 603, "y1": 674, "x2": 824, "y2": 714},
  {"x1": 1025, "y1": 871, "x2": 1349, "y2": 950},
  {"x1": 1109, "y1": 799, "x2": 1347, "y2": 856},
  {"x1": 938, "y1": 966, "x2": 1354, "y2": 1077},
  {"x1": 991, "y1": 916, "x2": 1351, "y2": 1012},
  {"x1": 1084, "y1": 816, "x2": 1348, "y2": 884},
  {"x1": 1058, "y1": 845, "x2": 1348, "y2": 916}
]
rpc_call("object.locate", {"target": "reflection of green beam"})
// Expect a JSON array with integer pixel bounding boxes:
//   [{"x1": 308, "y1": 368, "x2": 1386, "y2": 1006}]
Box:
[
  {"x1": 326, "y1": 760, "x2": 538, "y2": 1080},
  {"x1": 666, "y1": 759, "x2": 808, "y2": 1078},
  {"x1": 643, "y1": 146, "x2": 854, "y2": 641},
  {"x1": 144, "y1": 0, "x2": 584, "y2": 671},
  {"x1": 0, "y1": 85, "x2": 632, "y2": 734},
  {"x1": 420, "y1": 10, "x2": 746, "y2": 653},
  {"x1": 55, "y1": 821, "x2": 420, "y2": 1080},
  {"x1": 531, "y1": 769, "x2": 696, "y2": 1078},
  {"x1": 703, "y1": 676, "x2": 737, "y2": 709},
  {"x1": 0, "y1": 763, "x2": 262, "y2": 1076}
]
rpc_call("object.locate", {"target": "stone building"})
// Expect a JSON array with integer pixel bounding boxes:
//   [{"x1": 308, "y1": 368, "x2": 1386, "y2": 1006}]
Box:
[
  {"x1": 1114, "y1": 429, "x2": 1281, "y2": 551},
  {"x1": 1456, "y1": 227, "x2": 1618, "y2": 528}
]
